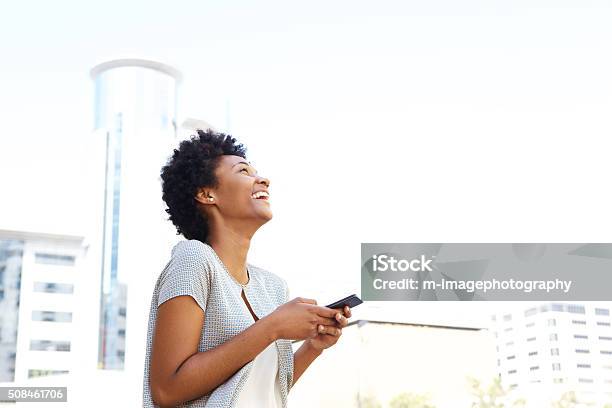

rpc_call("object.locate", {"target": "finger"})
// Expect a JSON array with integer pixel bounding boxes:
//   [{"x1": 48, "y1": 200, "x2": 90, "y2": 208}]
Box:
[
  {"x1": 316, "y1": 316, "x2": 338, "y2": 326},
  {"x1": 319, "y1": 326, "x2": 341, "y2": 337},
  {"x1": 318, "y1": 325, "x2": 343, "y2": 337},
  {"x1": 312, "y1": 305, "x2": 339, "y2": 318},
  {"x1": 334, "y1": 312, "x2": 349, "y2": 327},
  {"x1": 344, "y1": 305, "x2": 352, "y2": 318}
]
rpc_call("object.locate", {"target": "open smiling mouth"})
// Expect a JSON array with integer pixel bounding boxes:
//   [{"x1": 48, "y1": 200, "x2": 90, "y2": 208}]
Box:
[{"x1": 251, "y1": 191, "x2": 270, "y2": 200}]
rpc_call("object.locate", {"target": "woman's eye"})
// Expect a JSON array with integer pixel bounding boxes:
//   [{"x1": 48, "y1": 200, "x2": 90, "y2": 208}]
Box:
[{"x1": 241, "y1": 168, "x2": 249, "y2": 174}]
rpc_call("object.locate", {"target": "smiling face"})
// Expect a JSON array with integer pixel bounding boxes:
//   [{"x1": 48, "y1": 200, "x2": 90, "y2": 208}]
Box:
[{"x1": 195, "y1": 155, "x2": 272, "y2": 227}]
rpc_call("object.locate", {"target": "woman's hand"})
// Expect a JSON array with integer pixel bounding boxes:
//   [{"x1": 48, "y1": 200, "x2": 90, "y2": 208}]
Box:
[
  {"x1": 267, "y1": 297, "x2": 341, "y2": 341},
  {"x1": 305, "y1": 305, "x2": 352, "y2": 352}
]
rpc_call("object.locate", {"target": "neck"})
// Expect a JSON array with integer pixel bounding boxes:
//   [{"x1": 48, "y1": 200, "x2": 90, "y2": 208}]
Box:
[{"x1": 206, "y1": 220, "x2": 254, "y2": 285}]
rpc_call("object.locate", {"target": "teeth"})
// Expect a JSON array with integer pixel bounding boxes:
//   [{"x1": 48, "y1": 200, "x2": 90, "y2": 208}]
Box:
[{"x1": 251, "y1": 191, "x2": 269, "y2": 199}]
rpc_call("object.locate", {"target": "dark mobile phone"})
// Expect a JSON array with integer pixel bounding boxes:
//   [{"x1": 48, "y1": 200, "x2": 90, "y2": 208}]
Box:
[{"x1": 325, "y1": 293, "x2": 363, "y2": 310}]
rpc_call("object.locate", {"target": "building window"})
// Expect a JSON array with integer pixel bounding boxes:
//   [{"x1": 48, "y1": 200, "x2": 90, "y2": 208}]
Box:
[
  {"x1": 599, "y1": 336, "x2": 612, "y2": 341},
  {"x1": 595, "y1": 308, "x2": 610, "y2": 316},
  {"x1": 572, "y1": 320, "x2": 587, "y2": 325},
  {"x1": 548, "y1": 318, "x2": 556, "y2": 327},
  {"x1": 574, "y1": 334, "x2": 588, "y2": 339},
  {"x1": 551, "y1": 348, "x2": 560, "y2": 356},
  {"x1": 525, "y1": 308, "x2": 537, "y2": 317},
  {"x1": 507, "y1": 355, "x2": 516, "y2": 360},
  {"x1": 28, "y1": 369, "x2": 69, "y2": 378},
  {"x1": 577, "y1": 364, "x2": 591, "y2": 368},
  {"x1": 568, "y1": 304, "x2": 586, "y2": 314},
  {"x1": 553, "y1": 378, "x2": 564, "y2": 383},
  {"x1": 34, "y1": 253, "x2": 75, "y2": 266},
  {"x1": 4, "y1": 248, "x2": 23, "y2": 258},
  {"x1": 552, "y1": 363, "x2": 561, "y2": 371},
  {"x1": 528, "y1": 351, "x2": 538, "y2": 356},
  {"x1": 597, "y1": 322, "x2": 611, "y2": 327},
  {"x1": 503, "y1": 314, "x2": 512, "y2": 321},
  {"x1": 529, "y1": 366, "x2": 539, "y2": 371},
  {"x1": 33, "y1": 281, "x2": 74, "y2": 294},
  {"x1": 601, "y1": 351, "x2": 612, "y2": 355},
  {"x1": 551, "y1": 303, "x2": 565, "y2": 312},
  {"x1": 526, "y1": 322, "x2": 535, "y2": 328},
  {"x1": 506, "y1": 341, "x2": 514, "y2": 346},
  {"x1": 527, "y1": 337, "x2": 536, "y2": 342},
  {"x1": 550, "y1": 333, "x2": 558, "y2": 341},
  {"x1": 32, "y1": 310, "x2": 72, "y2": 323},
  {"x1": 508, "y1": 369, "x2": 517, "y2": 374},
  {"x1": 578, "y1": 378, "x2": 594, "y2": 383},
  {"x1": 30, "y1": 340, "x2": 71, "y2": 352},
  {"x1": 575, "y1": 349, "x2": 590, "y2": 354}
]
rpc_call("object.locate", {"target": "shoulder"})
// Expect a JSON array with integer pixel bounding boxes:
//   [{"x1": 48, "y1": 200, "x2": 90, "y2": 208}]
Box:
[
  {"x1": 169, "y1": 240, "x2": 220, "y2": 269},
  {"x1": 171, "y1": 239, "x2": 215, "y2": 259},
  {"x1": 157, "y1": 240, "x2": 217, "y2": 310},
  {"x1": 164, "y1": 239, "x2": 217, "y2": 282}
]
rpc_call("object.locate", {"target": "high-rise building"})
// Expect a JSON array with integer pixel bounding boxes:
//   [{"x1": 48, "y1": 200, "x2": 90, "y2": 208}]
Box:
[
  {"x1": 0, "y1": 229, "x2": 87, "y2": 383},
  {"x1": 90, "y1": 59, "x2": 182, "y2": 371},
  {"x1": 491, "y1": 302, "x2": 612, "y2": 406}
]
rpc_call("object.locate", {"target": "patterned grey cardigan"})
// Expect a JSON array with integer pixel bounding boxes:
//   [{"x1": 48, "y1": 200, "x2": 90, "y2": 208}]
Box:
[{"x1": 142, "y1": 239, "x2": 294, "y2": 407}]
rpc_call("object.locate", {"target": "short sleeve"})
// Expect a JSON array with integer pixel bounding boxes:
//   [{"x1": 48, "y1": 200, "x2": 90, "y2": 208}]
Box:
[{"x1": 157, "y1": 241, "x2": 212, "y2": 312}]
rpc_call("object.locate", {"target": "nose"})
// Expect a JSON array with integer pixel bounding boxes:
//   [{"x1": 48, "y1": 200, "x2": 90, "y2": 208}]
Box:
[{"x1": 257, "y1": 175, "x2": 270, "y2": 188}]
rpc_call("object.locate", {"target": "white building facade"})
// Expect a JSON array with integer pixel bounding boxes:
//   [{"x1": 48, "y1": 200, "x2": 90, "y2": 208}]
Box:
[
  {"x1": 0, "y1": 229, "x2": 87, "y2": 383},
  {"x1": 491, "y1": 302, "x2": 612, "y2": 406}
]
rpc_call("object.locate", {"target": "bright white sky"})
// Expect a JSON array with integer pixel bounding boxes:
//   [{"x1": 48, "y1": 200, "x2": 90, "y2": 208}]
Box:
[{"x1": 1, "y1": 0, "x2": 612, "y2": 328}]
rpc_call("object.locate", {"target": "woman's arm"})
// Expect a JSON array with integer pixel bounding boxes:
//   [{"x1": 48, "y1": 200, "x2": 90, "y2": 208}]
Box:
[
  {"x1": 292, "y1": 340, "x2": 323, "y2": 386},
  {"x1": 149, "y1": 295, "x2": 277, "y2": 408}
]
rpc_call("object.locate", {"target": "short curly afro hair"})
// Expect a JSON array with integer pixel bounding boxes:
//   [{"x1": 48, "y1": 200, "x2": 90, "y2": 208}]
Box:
[{"x1": 160, "y1": 128, "x2": 247, "y2": 244}]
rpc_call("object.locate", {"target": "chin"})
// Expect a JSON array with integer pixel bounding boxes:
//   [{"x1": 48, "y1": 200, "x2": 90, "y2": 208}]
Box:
[{"x1": 259, "y1": 210, "x2": 273, "y2": 223}]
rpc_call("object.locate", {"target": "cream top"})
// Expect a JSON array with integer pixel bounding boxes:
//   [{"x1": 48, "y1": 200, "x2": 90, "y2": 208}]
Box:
[{"x1": 234, "y1": 341, "x2": 283, "y2": 407}]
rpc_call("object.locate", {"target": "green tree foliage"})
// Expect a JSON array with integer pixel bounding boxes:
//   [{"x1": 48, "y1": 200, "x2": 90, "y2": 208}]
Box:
[
  {"x1": 389, "y1": 392, "x2": 436, "y2": 408},
  {"x1": 355, "y1": 392, "x2": 382, "y2": 408},
  {"x1": 468, "y1": 376, "x2": 526, "y2": 408},
  {"x1": 551, "y1": 391, "x2": 578, "y2": 408}
]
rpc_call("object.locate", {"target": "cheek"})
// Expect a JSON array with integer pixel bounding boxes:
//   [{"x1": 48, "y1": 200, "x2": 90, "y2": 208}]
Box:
[{"x1": 220, "y1": 181, "x2": 254, "y2": 208}]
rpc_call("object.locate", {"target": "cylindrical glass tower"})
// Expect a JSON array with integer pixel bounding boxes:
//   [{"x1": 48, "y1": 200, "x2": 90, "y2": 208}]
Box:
[{"x1": 90, "y1": 59, "x2": 181, "y2": 370}]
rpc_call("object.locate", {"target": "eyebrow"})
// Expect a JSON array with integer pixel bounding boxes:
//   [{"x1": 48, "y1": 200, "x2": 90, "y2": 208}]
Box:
[
  {"x1": 232, "y1": 161, "x2": 251, "y2": 168},
  {"x1": 232, "y1": 161, "x2": 258, "y2": 174}
]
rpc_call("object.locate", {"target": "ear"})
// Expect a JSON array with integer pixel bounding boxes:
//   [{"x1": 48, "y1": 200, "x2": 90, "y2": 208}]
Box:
[{"x1": 194, "y1": 188, "x2": 215, "y2": 205}]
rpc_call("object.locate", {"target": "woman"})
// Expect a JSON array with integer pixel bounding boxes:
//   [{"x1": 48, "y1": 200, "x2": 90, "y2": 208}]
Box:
[{"x1": 142, "y1": 129, "x2": 352, "y2": 407}]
